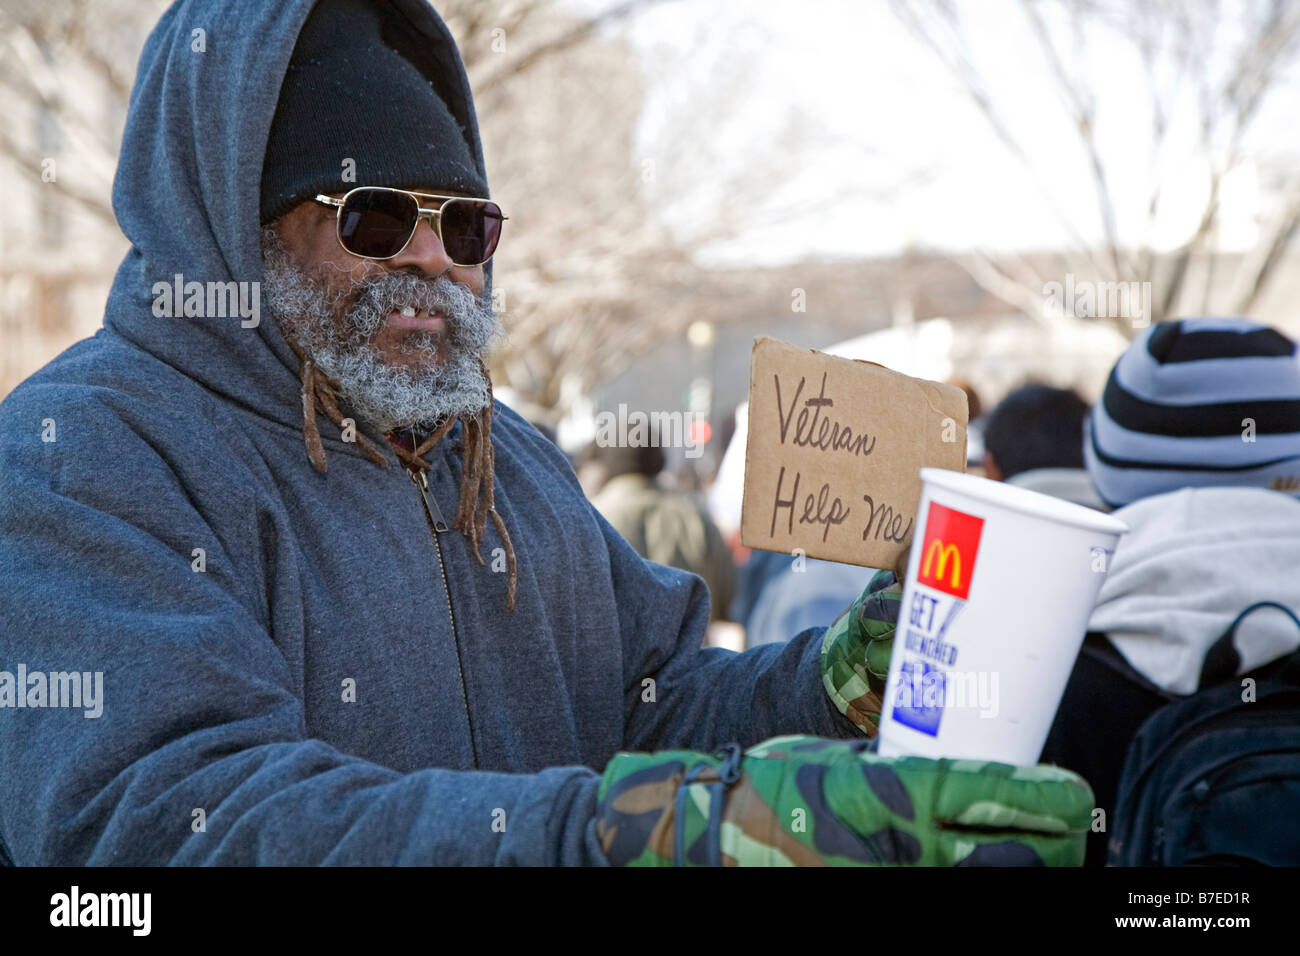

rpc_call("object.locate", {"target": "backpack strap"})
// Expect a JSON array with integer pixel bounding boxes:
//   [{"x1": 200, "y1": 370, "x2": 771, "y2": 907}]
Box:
[{"x1": 1198, "y1": 601, "x2": 1300, "y2": 691}]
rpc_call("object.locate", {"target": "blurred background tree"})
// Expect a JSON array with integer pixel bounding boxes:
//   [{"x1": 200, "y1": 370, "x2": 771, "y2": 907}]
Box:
[
  {"x1": 3, "y1": 0, "x2": 1300, "y2": 435},
  {"x1": 891, "y1": 0, "x2": 1300, "y2": 332},
  {"x1": 0, "y1": 0, "x2": 857, "y2": 424},
  {"x1": 442, "y1": 0, "x2": 875, "y2": 422}
]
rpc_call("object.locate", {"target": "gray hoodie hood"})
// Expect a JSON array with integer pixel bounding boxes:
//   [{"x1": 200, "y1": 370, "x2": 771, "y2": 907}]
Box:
[
  {"x1": 104, "y1": 0, "x2": 490, "y2": 450},
  {"x1": 1091, "y1": 486, "x2": 1300, "y2": 695}
]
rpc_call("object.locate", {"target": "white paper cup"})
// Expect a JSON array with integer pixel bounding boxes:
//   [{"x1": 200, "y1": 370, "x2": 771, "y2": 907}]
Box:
[{"x1": 876, "y1": 467, "x2": 1129, "y2": 765}]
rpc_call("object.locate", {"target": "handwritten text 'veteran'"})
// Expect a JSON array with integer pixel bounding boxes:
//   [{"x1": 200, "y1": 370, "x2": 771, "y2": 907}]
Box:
[{"x1": 774, "y1": 372, "x2": 876, "y2": 457}]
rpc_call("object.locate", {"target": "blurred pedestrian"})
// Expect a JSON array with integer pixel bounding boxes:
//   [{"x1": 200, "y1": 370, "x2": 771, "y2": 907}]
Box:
[
  {"x1": 743, "y1": 554, "x2": 878, "y2": 649},
  {"x1": 947, "y1": 378, "x2": 986, "y2": 470},
  {"x1": 982, "y1": 383, "x2": 1106, "y2": 510},
  {"x1": 588, "y1": 441, "x2": 736, "y2": 622}
]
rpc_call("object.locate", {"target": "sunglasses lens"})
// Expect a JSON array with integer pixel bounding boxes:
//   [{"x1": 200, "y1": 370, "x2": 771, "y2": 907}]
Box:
[
  {"x1": 441, "y1": 199, "x2": 504, "y2": 265},
  {"x1": 338, "y1": 189, "x2": 418, "y2": 258}
]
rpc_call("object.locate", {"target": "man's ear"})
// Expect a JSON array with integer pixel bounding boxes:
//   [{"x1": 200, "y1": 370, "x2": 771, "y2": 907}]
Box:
[{"x1": 982, "y1": 450, "x2": 1002, "y2": 481}]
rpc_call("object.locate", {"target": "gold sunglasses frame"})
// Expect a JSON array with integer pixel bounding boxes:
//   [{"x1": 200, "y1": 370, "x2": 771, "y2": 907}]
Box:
[{"x1": 313, "y1": 186, "x2": 507, "y2": 267}]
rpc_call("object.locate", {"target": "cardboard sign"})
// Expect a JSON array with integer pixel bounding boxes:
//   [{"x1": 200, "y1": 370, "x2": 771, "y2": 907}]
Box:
[{"x1": 740, "y1": 336, "x2": 968, "y2": 571}]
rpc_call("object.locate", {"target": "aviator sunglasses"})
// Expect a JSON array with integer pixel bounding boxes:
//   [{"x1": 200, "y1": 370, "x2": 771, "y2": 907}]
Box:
[{"x1": 313, "y1": 186, "x2": 506, "y2": 266}]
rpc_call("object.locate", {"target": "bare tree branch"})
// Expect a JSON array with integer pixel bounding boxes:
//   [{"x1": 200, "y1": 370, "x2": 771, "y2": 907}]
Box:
[
  {"x1": 891, "y1": 0, "x2": 1300, "y2": 337},
  {"x1": 475, "y1": 0, "x2": 673, "y2": 96}
]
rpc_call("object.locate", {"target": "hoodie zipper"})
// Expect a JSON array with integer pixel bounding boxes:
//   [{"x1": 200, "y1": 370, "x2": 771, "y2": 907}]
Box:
[{"x1": 409, "y1": 467, "x2": 479, "y2": 768}]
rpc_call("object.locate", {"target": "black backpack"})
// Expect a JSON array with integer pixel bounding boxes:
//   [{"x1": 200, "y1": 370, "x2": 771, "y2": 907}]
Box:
[{"x1": 1108, "y1": 601, "x2": 1300, "y2": 866}]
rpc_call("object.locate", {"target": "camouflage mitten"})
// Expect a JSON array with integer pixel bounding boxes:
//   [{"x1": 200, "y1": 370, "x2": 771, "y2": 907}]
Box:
[
  {"x1": 594, "y1": 735, "x2": 1094, "y2": 866},
  {"x1": 820, "y1": 569, "x2": 902, "y2": 736}
]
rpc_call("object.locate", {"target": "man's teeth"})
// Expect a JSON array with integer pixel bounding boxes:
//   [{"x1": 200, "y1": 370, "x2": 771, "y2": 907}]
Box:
[
  {"x1": 400, "y1": 306, "x2": 416, "y2": 317},
  {"x1": 397, "y1": 306, "x2": 434, "y2": 317}
]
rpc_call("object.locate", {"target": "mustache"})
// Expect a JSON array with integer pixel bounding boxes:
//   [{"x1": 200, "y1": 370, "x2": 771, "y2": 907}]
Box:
[{"x1": 345, "y1": 269, "x2": 490, "y2": 341}]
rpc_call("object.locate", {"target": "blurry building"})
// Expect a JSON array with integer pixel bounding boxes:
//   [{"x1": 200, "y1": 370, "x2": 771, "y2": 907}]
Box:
[{"x1": 0, "y1": 6, "x2": 144, "y2": 399}]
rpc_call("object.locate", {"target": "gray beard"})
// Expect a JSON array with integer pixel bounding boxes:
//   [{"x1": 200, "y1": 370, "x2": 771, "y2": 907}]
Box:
[{"x1": 260, "y1": 226, "x2": 503, "y2": 433}]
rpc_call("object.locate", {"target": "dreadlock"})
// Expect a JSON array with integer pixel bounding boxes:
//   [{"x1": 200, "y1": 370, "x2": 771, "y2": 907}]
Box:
[{"x1": 286, "y1": 337, "x2": 518, "y2": 612}]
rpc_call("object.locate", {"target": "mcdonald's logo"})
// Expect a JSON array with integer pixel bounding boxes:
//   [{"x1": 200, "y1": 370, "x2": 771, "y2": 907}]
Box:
[
  {"x1": 916, "y1": 501, "x2": 984, "y2": 599},
  {"x1": 922, "y1": 540, "x2": 962, "y2": 589}
]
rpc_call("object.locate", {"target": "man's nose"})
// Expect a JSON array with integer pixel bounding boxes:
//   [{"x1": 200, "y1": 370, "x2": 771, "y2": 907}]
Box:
[{"x1": 386, "y1": 216, "x2": 455, "y2": 278}]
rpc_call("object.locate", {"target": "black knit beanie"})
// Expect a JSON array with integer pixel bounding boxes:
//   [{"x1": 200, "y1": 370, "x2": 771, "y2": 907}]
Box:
[{"x1": 260, "y1": 0, "x2": 488, "y2": 225}]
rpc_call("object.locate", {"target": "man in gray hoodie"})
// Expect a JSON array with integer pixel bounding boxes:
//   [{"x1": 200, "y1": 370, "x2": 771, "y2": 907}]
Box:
[{"x1": 0, "y1": 0, "x2": 1090, "y2": 866}]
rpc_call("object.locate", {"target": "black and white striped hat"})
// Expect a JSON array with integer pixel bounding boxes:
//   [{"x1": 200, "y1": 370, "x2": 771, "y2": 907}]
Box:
[{"x1": 1085, "y1": 317, "x2": 1300, "y2": 508}]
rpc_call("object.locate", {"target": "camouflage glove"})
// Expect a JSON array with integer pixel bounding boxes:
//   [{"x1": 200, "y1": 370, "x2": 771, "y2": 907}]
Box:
[
  {"x1": 820, "y1": 569, "x2": 902, "y2": 736},
  {"x1": 594, "y1": 735, "x2": 1094, "y2": 866}
]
